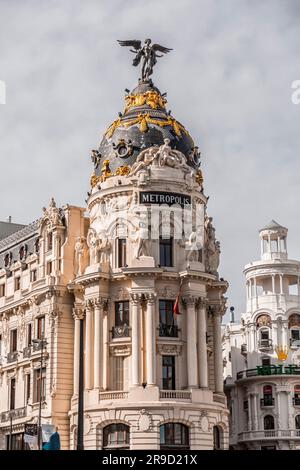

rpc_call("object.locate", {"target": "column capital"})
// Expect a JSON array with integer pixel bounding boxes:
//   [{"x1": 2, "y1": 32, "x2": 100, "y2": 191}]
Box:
[
  {"x1": 84, "y1": 299, "x2": 94, "y2": 310},
  {"x1": 197, "y1": 297, "x2": 208, "y2": 309},
  {"x1": 130, "y1": 292, "x2": 143, "y2": 305},
  {"x1": 145, "y1": 292, "x2": 156, "y2": 305},
  {"x1": 94, "y1": 297, "x2": 109, "y2": 310},
  {"x1": 182, "y1": 295, "x2": 198, "y2": 307},
  {"x1": 72, "y1": 306, "x2": 85, "y2": 321}
]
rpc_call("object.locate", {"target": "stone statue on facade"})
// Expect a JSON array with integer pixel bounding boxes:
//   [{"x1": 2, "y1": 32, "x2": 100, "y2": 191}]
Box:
[
  {"x1": 87, "y1": 228, "x2": 100, "y2": 265},
  {"x1": 117, "y1": 39, "x2": 172, "y2": 81},
  {"x1": 185, "y1": 231, "x2": 202, "y2": 263},
  {"x1": 74, "y1": 237, "x2": 88, "y2": 276},
  {"x1": 98, "y1": 233, "x2": 111, "y2": 264},
  {"x1": 204, "y1": 216, "x2": 220, "y2": 274}
]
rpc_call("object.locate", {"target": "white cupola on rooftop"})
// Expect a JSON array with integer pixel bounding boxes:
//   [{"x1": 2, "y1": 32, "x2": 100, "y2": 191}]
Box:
[{"x1": 259, "y1": 220, "x2": 288, "y2": 261}]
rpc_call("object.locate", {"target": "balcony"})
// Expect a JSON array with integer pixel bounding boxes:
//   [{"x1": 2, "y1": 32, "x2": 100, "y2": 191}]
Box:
[
  {"x1": 32, "y1": 339, "x2": 47, "y2": 352},
  {"x1": 99, "y1": 391, "x2": 128, "y2": 401},
  {"x1": 258, "y1": 339, "x2": 273, "y2": 351},
  {"x1": 7, "y1": 351, "x2": 18, "y2": 363},
  {"x1": 293, "y1": 397, "x2": 300, "y2": 406},
  {"x1": 23, "y1": 346, "x2": 31, "y2": 358},
  {"x1": 0, "y1": 407, "x2": 27, "y2": 423},
  {"x1": 238, "y1": 429, "x2": 300, "y2": 442},
  {"x1": 260, "y1": 397, "x2": 275, "y2": 408},
  {"x1": 112, "y1": 325, "x2": 130, "y2": 339},
  {"x1": 159, "y1": 324, "x2": 178, "y2": 338},
  {"x1": 160, "y1": 390, "x2": 191, "y2": 401},
  {"x1": 237, "y1": 364, "x2": 300, "y2": 380}
]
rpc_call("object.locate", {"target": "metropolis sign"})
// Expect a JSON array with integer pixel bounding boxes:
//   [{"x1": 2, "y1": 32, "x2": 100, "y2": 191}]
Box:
[{"x1": 139, "y1": 191, "x2": 191, "y2": 207}]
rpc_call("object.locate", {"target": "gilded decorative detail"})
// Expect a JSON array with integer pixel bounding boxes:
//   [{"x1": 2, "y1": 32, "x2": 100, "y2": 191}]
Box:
[
  {"x1": 105, "y1": 113, "x2": 190, "y2": 139},
  {"x1": 115, "y1": 165, "x2": 131, "y2": 176},
  {"x1": 90, "y1": 172, "x2": 101, "y2": 188},
  {"x1": 100, "y1": 159, "x2": 112, "y2": 181},
  {"x1": 124, "y1": 91, "x2": 167, "y2": 113},
  {"x1": 195, "y1": 169, "x2": 204, "y2": 186},
  {"x1": 256, "y1": 314, "x2": 271, "y2": 328}
]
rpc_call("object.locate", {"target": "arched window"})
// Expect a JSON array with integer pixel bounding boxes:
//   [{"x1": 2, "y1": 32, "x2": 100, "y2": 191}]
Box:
[
  {"x1": 264, "y1": 415, "x2": 274, "y2": 430},
  {"x1": 295, "y1": 415, "x2": 300, "y2": 430},
  {"x1": 262, "y1": 385, "x2": 274, "y2": 407},
  {"x1": 160, "y1": 423, "x2": 189, "y2": 450},
  {"x1": 102, "y1": 423, "x2": 130, "y2": 450},
  {"x1": 294, "y1": 385, "x2": 300, "y2": 406},
  {"x1": 213, "y1": 426, "x2": 222, "y2": 450}
]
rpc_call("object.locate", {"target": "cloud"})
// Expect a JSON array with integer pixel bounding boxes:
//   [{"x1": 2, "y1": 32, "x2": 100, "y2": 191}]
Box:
[{"x1": 0, "y1": 0, "x2": 299, "y2": 317}]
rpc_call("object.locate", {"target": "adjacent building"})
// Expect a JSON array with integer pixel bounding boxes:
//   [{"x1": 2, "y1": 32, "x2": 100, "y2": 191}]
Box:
[{"x1": 223, "y1": 221, "x2": 300, "y2": 450}]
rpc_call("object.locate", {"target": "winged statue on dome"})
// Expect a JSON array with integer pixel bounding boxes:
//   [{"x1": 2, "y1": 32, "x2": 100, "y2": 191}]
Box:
[{"x1": 117, "y1": 39, "x2": 172, "y2": 80}]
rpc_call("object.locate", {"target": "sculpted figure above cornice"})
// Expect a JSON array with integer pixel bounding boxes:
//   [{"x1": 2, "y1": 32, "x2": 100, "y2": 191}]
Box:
[{"x1": 40, "y1": 197, "x2": 64, "y2": 230}]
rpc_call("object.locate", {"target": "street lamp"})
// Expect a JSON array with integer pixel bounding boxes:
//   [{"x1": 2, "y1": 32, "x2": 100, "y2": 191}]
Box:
[{"x1": 32, "y1": 337, "x2": 47, "y2": 450}]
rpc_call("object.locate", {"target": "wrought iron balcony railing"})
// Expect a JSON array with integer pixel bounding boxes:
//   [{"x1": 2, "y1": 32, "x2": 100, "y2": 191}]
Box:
[
  {"x1": 32, "y1": 339, "x2": 47, "y2": 351},
  {"x1": 290, "y1": 338, "x2": 300, "y2": 348},
  {"x1": 258, "y1": 339, "x2": 273, "y2": 350},
  {"x1": 0, "y1": 407, "x2": 27, "y2": 423},
  {"x1": 260, "y1": 397, "x2": 275, "y2": 407},
  {"x1": 159, "y1": 324, "x2": 178, "y2": 338},
  {"x1": 112, "y1": 325, "x2": 130, "y2": 339}
]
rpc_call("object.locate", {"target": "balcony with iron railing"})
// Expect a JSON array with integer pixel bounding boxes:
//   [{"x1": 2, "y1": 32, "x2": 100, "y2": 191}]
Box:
[
  {"x1": 159, "y1": 324, "x2": 179, "y2": 338},
  {"x1": 111, "y1": 324, "x2": 130, "y2": 339},
  {"x1": 258, "y1": 338, "x2": 273, "y2": 351},
  {"x1": 237, "y1": 364, "x2": 300, "y2": 380},
  {"x1": 0, "y1": 406, "x2": 27, "y2": 423},
  {"x1": 290, "y1": 338, "x2": 300, "y2": 349},
  {"x1": 260, "y1": 397, "x2": 275, "y2": 407}
]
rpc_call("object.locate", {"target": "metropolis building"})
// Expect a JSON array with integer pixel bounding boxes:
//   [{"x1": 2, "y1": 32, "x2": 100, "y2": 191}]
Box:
[
  {"x1": 223, "y1": 221, "x2": 300, "y2": 450},
  {"x1": 0, "y1": 48, "x2": 229, "y2": 450}
]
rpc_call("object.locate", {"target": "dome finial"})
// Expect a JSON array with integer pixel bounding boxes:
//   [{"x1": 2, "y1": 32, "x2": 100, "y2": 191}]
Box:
[{"x1": 117, "y1": 39, "x2": 172, "y2": 81}]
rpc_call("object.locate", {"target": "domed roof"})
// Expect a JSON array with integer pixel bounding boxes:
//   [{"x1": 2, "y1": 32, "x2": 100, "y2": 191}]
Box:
[{"x1": 91, "y1": 79, "x2": 200, "y2": 183}]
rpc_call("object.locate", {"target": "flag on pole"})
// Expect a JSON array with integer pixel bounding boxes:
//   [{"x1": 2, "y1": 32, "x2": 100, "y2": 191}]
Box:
[{"x1": 173, "y1": 280, "x2": 183, "y2": 316}]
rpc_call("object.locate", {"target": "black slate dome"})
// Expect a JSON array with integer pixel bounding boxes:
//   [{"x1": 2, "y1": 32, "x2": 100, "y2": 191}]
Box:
[{"x1": 92, "y1": 79, "x2": 200, "y2": 180}]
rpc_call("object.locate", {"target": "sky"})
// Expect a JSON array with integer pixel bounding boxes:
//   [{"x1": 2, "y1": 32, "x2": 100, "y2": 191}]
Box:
[{"x1": 0, "y1": 0, "x2": 299, "y2": 319}]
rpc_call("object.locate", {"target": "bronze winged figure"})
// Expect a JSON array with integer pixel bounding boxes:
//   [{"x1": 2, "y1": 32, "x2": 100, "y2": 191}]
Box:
[{"x1": 117, "y1": 39, "x2": 172, "y2": 81}]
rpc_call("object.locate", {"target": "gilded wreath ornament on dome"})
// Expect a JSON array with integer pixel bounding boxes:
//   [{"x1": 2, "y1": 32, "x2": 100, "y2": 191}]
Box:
[
  {"x1": 105, "y1": 112, "x2": 190, "y2": 139},
  {"x1": 124, "y1": 90, "x2": 167, "y2": 113}
]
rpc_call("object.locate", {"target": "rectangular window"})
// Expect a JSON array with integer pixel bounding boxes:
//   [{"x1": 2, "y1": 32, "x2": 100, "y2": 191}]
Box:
[
  {"x1": 27, "y1": 323, "x2": 32, "y2": 346},
  {"x1": 30, "y1": 269, "x2": 37, "y2": 282},
  {"x1": 117, "y1": 239, "x2": 126, "y2": 268},
  {"x1": 10, "y1": 378, "x2": 16, "y2": 410},
  {"x1": 115, "y1": 301, "x2": 129, "y2": 327},
  {"x1": 14, "y1": 277, "x2": 21, "y2": 291},
  {"x1": 47, "y1": 233, "x2": 53, "y2": 251},
  {"x1": 159, "y1": 237, "x2": 173, "y2": 267},
  {"x1": 26, "y1": 374, "x2": 31, "y2": 404},
  {"x1": 162, "y1": 355, "x2": 175, "y2": 390},
  {"x1": 0, "y1": 284, "x2": 5, "y2": 297},
  {"x1": 292, "y1": 330, "x2": 300, "y2": 340},
  {"x1": 46, "y1": 261, "x2": 52, "y2": 275},
  {"x1": 159, "y1": 300, "x2": 177, "y2": 337},
  {"x1": 10, "y1": 329, "x2": 17, "y2": 353},
  {"x1": 37, "y1": 316, "x2": 45, "y2": 340},
  {"x1": 34, "y1": 368, "x2": 46, "y2": 403}
]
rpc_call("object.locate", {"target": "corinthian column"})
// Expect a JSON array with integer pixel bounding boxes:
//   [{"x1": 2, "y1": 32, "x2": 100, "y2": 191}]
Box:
[
  {"x1": 212, "y1": 306, "x2": 224, "y2": 394},
  {"x1": 94, "y1": 299, "x2": 105, "y2": 389},
  {"x1": 130, "y1": 293, "x2": 141, "y2": 386},
  {"x1": 197, "y1": 298, "x2": 208, "y2": 388},
  {"x1": 72, "y1": 306, "x2": 84, "y2": 395},
  {"x1": 85, "y1": 301, "x2": 93, "y2": 390},
  {"x1": 185, "y1": 296, "x2": 198, "y2": 388},
  {"x1": 145, "y1": 293, "x2": 156, "y2": 386}
]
